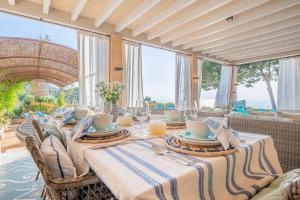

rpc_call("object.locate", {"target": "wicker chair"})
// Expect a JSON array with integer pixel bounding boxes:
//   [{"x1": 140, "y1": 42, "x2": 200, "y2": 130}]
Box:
[
  {"x1": 228, "y1": 116, "x2": 300, "y2": 172},
  {"x1": 17, "y1": 120, "x2": 116, "y2": 200}
]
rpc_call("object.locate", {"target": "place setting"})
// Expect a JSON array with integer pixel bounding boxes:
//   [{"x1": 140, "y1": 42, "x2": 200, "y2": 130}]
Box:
[{"x1": 164, "y1": 116, "x2": 241, "y2": 157}]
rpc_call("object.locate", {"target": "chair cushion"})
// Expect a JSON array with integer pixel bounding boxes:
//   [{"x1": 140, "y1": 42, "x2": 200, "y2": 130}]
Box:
[
  {"x1": 41, "y1": 117, "x2": 65, "y2": 146},
  {"x1": 231, "y1": 100, "x2": 246, "y2": 111},
  {"x1": 251, "y1": 169, "x2": 300, "y2": 200},
  {"x1": 41, "y1": 135, "x2": 76, "y2": 178}
]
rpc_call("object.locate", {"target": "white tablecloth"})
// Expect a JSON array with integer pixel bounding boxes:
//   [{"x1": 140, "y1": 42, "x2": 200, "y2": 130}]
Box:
[{"x1": 64, "y1": 125, "x2": 282, "y2": 200}]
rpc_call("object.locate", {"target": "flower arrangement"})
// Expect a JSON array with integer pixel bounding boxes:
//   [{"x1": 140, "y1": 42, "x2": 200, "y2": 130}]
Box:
[{"x1": 96, "y1": 81, "x2": 125, "y2": 104}]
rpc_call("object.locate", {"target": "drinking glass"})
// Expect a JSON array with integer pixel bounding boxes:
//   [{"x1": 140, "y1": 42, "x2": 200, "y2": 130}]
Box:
[
  {"x1": 135, "y1": 100, "x2": 149, "y2": 136},
  {"x1": 190, "y1": 100, "x2": 199, "y2": 119}
]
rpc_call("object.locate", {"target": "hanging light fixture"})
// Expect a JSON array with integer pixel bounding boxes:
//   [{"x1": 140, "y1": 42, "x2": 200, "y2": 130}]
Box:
[{"x1": 29, "y1": 79, "x2": 49, "y2": 96}]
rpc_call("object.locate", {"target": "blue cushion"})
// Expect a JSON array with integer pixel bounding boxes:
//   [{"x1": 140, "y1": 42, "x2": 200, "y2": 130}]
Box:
[
  {"x1": 231, "y1": 100, "x2": 246, "y2": 111},
  {"x1": 156, "y1": 103, "x2": 164, "y2": 110}
]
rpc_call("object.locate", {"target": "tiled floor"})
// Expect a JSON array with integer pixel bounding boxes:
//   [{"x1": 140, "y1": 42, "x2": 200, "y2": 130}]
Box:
[{"x1": 0, "y1": 149, "x2": 43, "y2": 200}]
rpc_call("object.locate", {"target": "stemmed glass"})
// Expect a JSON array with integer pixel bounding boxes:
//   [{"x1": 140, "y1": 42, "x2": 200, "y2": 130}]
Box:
[{"x1": 135, "y1": 100, "x2": 149, "y2": 136}]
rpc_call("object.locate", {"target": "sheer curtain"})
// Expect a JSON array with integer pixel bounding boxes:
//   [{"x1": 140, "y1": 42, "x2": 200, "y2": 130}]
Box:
[
  {"x1": 123, "y1": 41, "x2": 143, "y2": 108},
  {"x1": 175, "y1": 53, "x2": 192, "y2": 110},
  {"x1": 197, "y1": 59, "x2": 203, "y2": 106},
  {"x1": 277, "y1": 57, "x2": 300, "y2": 110},
  {"x1": 214, "y1": 65, "x2": 232, "y2": 108},
  {"x1": 77, "y1": 31, "x2": 109, "y2": 108}
]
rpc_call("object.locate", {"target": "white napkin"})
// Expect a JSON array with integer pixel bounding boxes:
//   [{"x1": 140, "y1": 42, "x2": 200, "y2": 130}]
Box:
[
  {"x1": 71, "y1": 115, "x2": 94, "y2": 141},
  {"x1": 203, "y1": 117, "x2": 241, "y2": 149}
]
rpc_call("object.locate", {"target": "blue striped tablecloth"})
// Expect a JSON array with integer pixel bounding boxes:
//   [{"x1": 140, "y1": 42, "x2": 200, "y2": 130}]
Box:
[{"x1": 66, "y1": 127, "x2": 282, "y2": 200}]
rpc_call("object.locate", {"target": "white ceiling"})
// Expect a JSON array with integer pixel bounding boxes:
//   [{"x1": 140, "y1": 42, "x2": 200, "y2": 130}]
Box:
[{"x1": 1, "y1": 0, "x2": 300, "y2": 64}]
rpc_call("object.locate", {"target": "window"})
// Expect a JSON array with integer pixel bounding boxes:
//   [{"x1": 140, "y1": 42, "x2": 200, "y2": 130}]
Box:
[
  {"x1": 236, "y1": 60, "x2": 279, "y2": 110},
  {"x1": 142, "y1": 45, "x2": 175, "y2": 103}
]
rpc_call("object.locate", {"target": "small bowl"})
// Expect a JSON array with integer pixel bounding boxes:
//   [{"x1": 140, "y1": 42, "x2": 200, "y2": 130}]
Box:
[
  {"x1": 186, "y1": 118, "x2": 210, "y2": 138},
  {"x1": 74, "y1": 110, "x2": 88, "y2": 120},
  {"x1": 92, "y1": 114, "x2": 113, "y2": 131},
  {"x1": 164, "y1": 110, "x2": 181, "y2": 121}
]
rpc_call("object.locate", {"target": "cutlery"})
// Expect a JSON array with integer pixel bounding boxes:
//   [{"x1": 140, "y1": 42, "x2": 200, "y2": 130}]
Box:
[{"x1": 151, "y1": 144, "x2": 194, "y2": 166}]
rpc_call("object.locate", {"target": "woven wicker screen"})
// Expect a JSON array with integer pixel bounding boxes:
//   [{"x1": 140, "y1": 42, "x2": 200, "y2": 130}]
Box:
[{"x1": 0, "y1": 37, "x2": 78, "y2": 87}]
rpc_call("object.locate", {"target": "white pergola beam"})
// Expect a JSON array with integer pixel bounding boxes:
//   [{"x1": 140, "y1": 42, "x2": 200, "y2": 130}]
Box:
[
  {"x1": 43, "y1": 0, "x2": 51, "y2": 14},
  {"x1": 223, "y1": 43, "x2": 300, "y2": 61},
  {"x1": 218, "y1": 38, "x2": 300, "y2": 58},
  {"x1": 234, "y1": 49, "x2": 300, "y2": 65},
  {"x1": 71, "y1": 0, "x2": 87, "y2": 21},
  {"x1": 115, "y1": 0, "x2": 160, "y2": 32},
  {"x1": 8, "y1": 0, "x2": 15, "y2": 6},
  {"x1": 192, "y1": 16, "x2": 300, "y2": 52},
  {"x1": 183, "y1": 5, "x2": 300, "y2": 49},
  {"x1": 202, "y1": 26, "x2": 300, "y2": 54},
  {"x1": 95, "y1": 0, "x2": 124, "y2": 27},
  {"x1": 160, "y1": 0, "x2": 269, "y2": 44},
  {"x1": 210, "y1": 33, "x2": 300, "y2": 57},
  {"x1": 132, "y1": 0, "x2": 196, "y2": 36},
  {"x1": 147, "y1": 0, "x2": 231, "y2": 40},
  {"x1": 173, "y1": 0, "x2": 300, "y2": 47}
]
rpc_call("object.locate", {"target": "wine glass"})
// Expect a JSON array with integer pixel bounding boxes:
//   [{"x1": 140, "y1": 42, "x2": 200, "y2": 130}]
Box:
[
  {"x1": 135, "y1": 100, "x2": 149, "y2": 136},
  {"x1": 190, "y1": 100, "x2": 199, "y2": 119}
]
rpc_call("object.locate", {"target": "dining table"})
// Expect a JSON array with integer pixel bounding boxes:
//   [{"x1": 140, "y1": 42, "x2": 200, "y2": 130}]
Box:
[{"x1": 62, "y1": 122, "x2": 282, "y2": 200}]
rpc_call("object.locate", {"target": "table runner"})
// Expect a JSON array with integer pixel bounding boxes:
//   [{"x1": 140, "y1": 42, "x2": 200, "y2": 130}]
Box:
[{"x1": 64, "y1": 126, "x2": 282, "y2": 200}]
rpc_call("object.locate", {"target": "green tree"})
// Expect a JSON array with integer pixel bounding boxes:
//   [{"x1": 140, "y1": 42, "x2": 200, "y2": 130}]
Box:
[
  {"x1": 57, "y1": 90, "x2": 66, "y2": 107},
  {"x1": 201, "y1": 60, "x2": 222, "y2": 91},
  {"x1": 237, "y1": 59, "x2": 279, "y2": 110},
  {"x1": 200, "y1": 59, "x2": 279, "y2": 110}
]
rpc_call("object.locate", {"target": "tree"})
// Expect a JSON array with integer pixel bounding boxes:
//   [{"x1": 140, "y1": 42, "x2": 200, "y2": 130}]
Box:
[
  {"x1": 57, "y1": 90, "x2": 66, "y2": 107},
  {"x1": 201, "y1": 60, "x2": 222, "y2": 91},
  {"x1": 200, "y1": 59, "x2": 279, "y2": 110},
  {"x1": 237, "y1": 59, "x2": 279, "y2": 110}
]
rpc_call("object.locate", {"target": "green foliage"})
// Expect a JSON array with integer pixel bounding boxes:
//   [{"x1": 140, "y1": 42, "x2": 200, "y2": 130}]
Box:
[
  {"x1": 201, "y1": 60, "x2": 222, "y2": 91},
  {"x1": 0, "y1": 79, "x2": 25, "y2": 125},
  {"x1": 96, "y1": 81, "x2": 125, "y2": 104},
  {"x1": 237, "y1": 59, "x2": 279, "y2": 87},
  {"x1": 20, "y1": 95, "x2": 56, "y2": 114},
  {"x1": 57, "y1": 90, "x2": 66, "y2": 107}
]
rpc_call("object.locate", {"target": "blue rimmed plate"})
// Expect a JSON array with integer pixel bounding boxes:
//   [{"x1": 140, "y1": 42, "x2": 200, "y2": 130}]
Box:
[
  {"x1": 86, "y1": 124, "x2": 121, "y2": 137},
  {"x1": 176, "y1": 131, "x2": 221, "y2": 146}
]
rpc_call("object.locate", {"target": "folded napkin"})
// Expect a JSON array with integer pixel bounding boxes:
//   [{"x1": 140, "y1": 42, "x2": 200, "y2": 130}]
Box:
[
  {"x1": 203, "y1": 117, "x2": 241, "y2": 149},
  {"x1": 62, "y1": 109, "x2": 77, "y2": 125},
  {"x1": 70, "y1": 115, "x2": 94, "y2": 141},
  {"x1": 51, "y1": 107, "x2": 68, "y2": 118}
]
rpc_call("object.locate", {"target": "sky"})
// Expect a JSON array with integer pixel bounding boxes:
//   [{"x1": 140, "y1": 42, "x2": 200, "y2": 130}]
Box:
[{"x1": 0, "y1": 12, "x2": 277, "y2": 108}]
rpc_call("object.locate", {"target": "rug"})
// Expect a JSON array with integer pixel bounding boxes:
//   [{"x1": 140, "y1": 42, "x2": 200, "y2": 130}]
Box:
[{"x1": 0, "y1": 150, "x2": 43, "y2": 200}]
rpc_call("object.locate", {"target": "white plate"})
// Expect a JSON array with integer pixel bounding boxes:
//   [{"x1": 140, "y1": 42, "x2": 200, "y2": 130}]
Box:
[
  {"x1": 86, "y1": 124, "x2": 121, "y2": 137},
  {"x1": 176, "y1": 132, "x2": 221, "y2": 146}
]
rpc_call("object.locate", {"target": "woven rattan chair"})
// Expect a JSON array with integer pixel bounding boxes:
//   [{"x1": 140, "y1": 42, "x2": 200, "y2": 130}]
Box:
[
  {"x1": 17, "y1": 119, "x2": 116, "y2": 200},
  {"x1": 228, "y1": 116, "x2": 300, "y2": 172}
]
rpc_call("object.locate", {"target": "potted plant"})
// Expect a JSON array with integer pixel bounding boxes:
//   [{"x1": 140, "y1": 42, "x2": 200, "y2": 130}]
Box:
[{"x1": 96, "y1": 81, "x2": 125, "y2": 122}]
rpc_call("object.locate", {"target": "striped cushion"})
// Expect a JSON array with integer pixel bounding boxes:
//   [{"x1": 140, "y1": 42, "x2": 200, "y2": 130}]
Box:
[{"x1": 41, "y1": 135, "x2": 76, "y2": 178}]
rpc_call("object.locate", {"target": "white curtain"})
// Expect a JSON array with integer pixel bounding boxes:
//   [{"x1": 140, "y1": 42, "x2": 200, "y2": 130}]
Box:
[
  {"x1": 277, "y1": 57, "x2": 300, "y2": 110},
  {"x1": 214, "y1": 65, "x2": 232, "y2": 108},
  {"x1": 77, "y1": 31, "x2": 109, "y2": 108},
  {"x1": 175, "y1": 53, "x2": 192, "y2": 110},
  {"x1": 123, "y1": 41, "x2": 143, "y2": 108},
  {"x1": 197, "y1": 59, "x2": 203, "y2": 107}
]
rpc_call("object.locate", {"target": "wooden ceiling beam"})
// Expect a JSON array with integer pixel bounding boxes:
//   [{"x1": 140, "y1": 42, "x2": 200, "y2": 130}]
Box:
[
  {"x1": 94, "y1": 0, "x2": 124, "y2": 27},
  {"x1": 212, "y1": 35, "x2": 300, "y2": 57},
  {"x1": 173, "y1": 0, "x2": 300, "y2": 47},
  {"x1": 192, "y1": 16, "x2": 300, "y2": 52},
  {"x1": 42, "y1": 0, "x2": 51, "y2": 14},
  {"x1": 115, "y1": 0, "x2": 160, "y2": 32},
  {"x1": 201, "y1": 27, "x2": 300, "y2": 54},
  {"x1": 160, "y1": 0, "x2": 269, "y2": 44},
  {"x1": 233, "y1": 50, "x2": 300, "y2": 65},
  {"x1": 71, "y1": 0, "x2": 87, "y2": 21},
  {"x1": 132, "y1": 0, "x2": 196, "y2": 36},
  {"x1": 183, "y1": 4, "x2": 300, "y2": 49},
  {"x1": 147, "y1": 0, "x2": 231, "y2": 40}
]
